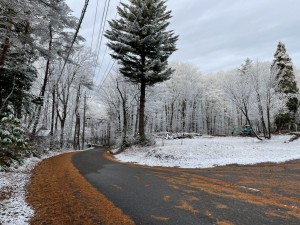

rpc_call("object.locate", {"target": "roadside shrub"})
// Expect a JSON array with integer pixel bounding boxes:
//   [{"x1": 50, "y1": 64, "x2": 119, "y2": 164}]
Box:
[{"x1": 0, "y1": 113, "x2": 29, "y2": 169}]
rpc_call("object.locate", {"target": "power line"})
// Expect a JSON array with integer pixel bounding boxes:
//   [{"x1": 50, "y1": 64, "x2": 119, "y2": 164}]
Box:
[
  {"x1": 90, "y1": 0, "x2": 100, "y2": 50},
  {"x1": 87, "y1": 0, "x2": 121, "y2": 105},
  {"x1": 95, "y1": 0, "x2": 121, "y2": 85},
  {"x1": 91, "y1": 0, "x2": 111, "y2": 80},
  {"x1": 97, "y1": 1, "x2": 146, "y2": 90},
  {"x1": 90, "y1": 0, "x2": 146, "y2": 105},
  {"x1": 58, "y1": 0, "x2": 90, "y2": 82}
]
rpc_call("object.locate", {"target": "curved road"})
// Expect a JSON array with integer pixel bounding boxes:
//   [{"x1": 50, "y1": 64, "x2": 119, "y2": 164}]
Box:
[{"x1": 72, "y1": 147, "x2": 300, "y2": 225}]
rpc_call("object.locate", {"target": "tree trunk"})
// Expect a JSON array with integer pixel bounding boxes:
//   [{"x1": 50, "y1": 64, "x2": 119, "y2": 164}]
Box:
[
  {"x1": 138, "y1": 80, "x2": 146, "y2": 140},
  {"x1": 81, "y1": 93, "x2": 86, "y2": 149},
  {"x1": 73, "y1": 85, "x2": 81, "y2": 149},
  {"x1": 240, "y1": 101, "x2": 263, "y2": 141},
  {"x1": 60, "y1": 122, "x2": 65, "y2": 148},
  {"x1": 245, "y1": 113, "x2": 263, "y2": 140},
  {"x1": 266, "y1": 105, "x2": 271, "y2": 139},
  {"x1": 164, "y1": 104, "x2": 168, "y2": 131},
  {"x1": 181, "y1": 100, "x2": 186, "y2": 132},
  {"x1": 169, "y1": 101, "x2": 174, "y2": 132},
  {"x1": 122, "y1": 99, "x2": 127, "y2": 142},
  {"x1": 74, "y1": 116, "x2": 80, "y2": 149},
  {"x1": 50, "y1": 84, "x2": 56, "y2": 149},
  {"x1": 256, "y1": 92, "x2": 268, "y2": 138},
  {"x1": 116, "y1": 79, "x2": 128, "y2": 146},
  {"x1": 135, "y1": 106, "x2": 139, "y2": 136},
  {"x1": 32, "y1": 25, "x2": 53, "y2": 135},
  {"x1": 0, "y1": 14, "x2": 12, "y2": 65}
]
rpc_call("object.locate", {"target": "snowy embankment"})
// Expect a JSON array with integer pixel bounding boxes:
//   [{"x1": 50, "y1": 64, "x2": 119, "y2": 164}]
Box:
[
  {"x1": 115, "y1": 135, "x2": 300, "y2": 168},
  {"x1": 0, "y1": 150, "x2": 81, "y2": 225}
]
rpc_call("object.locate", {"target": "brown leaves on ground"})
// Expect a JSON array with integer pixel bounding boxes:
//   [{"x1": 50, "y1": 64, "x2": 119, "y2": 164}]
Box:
[
  {"x1": 175, "y1": 199, "x2": 199, "y2": 214},
  {"x1": 150, "y1": 215, "x2": 170, "y2": 221},
  {"x1": 27, "y1": 152, "x2": 135, "y2": 225},
  {"x1": 163, "y1": 195, "x2": 171, "y2": 202}
]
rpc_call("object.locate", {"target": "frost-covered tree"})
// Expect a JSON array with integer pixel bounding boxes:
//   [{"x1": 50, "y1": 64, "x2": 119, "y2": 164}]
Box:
[
  {"x1": 31, "y1": 0, "x2": 82, "y2": 135},
  {"x1": 99, "y1": 67, "x2": 141, "y2": 148},
  {"x1": 105, "y1": 0, "x2": 178, "y2": 142},
  {"x1": 160, "y1": 62, "x2": 203, "y2": 133},
  {"x1": 271, "y1": 42, "x2": 299, "y2": 131},
  {"x1": 0, "y1": 1, "x2": 38, "y2": 118},
  {"x1": 55, "y1": 47, "x2": 94, "y2": 148},
  {"x1": 225, "y1": 64, "x2": 264, "y2": 140}
]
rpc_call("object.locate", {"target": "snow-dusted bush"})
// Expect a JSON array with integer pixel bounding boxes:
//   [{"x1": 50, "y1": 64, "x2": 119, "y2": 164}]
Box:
[{"x1": 0, "y1": 113, "x2": 28, "y2": 169}]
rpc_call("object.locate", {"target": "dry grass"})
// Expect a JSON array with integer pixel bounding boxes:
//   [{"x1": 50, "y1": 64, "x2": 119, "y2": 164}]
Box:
[{"x1": 27, "y1": 152, "x2": 135, "y2": 225}]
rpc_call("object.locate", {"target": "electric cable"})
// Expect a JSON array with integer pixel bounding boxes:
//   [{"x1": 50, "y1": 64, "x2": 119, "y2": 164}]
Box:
[
  {"x1": 58, "y1": 0, "x2": 90, "y2": 82},
  {"x1": 90, "y1": 0, "x2": 100, "y2": 50}
]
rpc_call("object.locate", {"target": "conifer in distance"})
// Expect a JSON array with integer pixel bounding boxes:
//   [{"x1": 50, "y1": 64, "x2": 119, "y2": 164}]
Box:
[{"x1": 271, "y1": 42, "x2": 299, "y2": 131}]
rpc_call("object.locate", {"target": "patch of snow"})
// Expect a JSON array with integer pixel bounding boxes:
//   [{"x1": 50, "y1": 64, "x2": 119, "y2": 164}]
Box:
[
  {"x1": 115, "y1": 135, "x2": 300, "y2": 168},
  {"x1": 0, "y1": 149, "x2": 83, "y2": 225}
]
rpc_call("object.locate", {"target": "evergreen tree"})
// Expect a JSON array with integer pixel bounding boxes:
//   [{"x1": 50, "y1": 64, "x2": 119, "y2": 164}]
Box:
[
  {"x1": 105, "y1": 0, "x2": 178, "y2": 142},
  {"x1": 0, "y1": 111, "x2": 28, "y2": 167},
  {"x1": 0, "y1": 3, "x2": 37, "y2": 117},
  {"x1": 239, "y1": 58, "x2": 252, "y2": 75},
  {"x1": 271, "y1": 42, "x2": 299, "y2": 131}
]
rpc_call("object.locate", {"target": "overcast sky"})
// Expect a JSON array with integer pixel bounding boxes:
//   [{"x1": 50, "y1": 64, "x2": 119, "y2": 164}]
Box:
[{"x1": 66, "y1": 0, "x2": 300, "y2": 76}]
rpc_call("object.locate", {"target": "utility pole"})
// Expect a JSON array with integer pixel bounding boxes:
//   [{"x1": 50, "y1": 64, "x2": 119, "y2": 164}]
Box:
[{"x1": 82, "y1": 92, "x2": 87, "y2": 149}]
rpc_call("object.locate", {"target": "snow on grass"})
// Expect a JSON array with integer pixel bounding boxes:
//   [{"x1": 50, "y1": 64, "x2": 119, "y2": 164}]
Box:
[
  {"x1": 115, "y1": 135, "x2": 300, "y2": 168},
  {"x1": 0, "y1": 149, "x2": 81, "y2": 225}
]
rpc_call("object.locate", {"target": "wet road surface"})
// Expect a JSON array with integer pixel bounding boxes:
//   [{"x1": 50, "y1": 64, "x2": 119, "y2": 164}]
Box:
[{"x1": 72, "y1": 147, "x2": 300, "y2": 225}]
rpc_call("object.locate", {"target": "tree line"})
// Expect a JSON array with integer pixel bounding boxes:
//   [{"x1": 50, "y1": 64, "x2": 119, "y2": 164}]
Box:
[
  {"x1": 0, "y1": 0, "x2": 299, "y2": 167},
  {"x1": 0, "y1": 0, "x2": 95, "y2": 167},
  {"x1": 101, "y1": 43, "x2": 299, "y2": 144}
]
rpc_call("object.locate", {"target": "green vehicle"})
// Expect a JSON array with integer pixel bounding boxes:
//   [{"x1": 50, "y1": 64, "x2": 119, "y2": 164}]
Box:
[
  {"x1": 242, "y1": 125, "x2": 253, "y2": 135},
  {"x1": 232, "y1": 125, "x2": 253, "y2": 136}
]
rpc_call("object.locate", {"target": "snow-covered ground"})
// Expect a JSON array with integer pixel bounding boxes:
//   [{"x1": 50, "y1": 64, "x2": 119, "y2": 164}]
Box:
[
  {"x1": 1, "y1": 136, "x2": 299, "y2": 224},
  {"x1": 115, "y1": 135, "x2": 300, "y2": 168},
  {"x1": 0, "y1": 150, "x2": 81, "y2": 225}
]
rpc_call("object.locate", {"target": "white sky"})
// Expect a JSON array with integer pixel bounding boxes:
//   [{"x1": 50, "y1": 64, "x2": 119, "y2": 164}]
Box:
[{"x1": 65, "y1": 0, "x2": 300, "y2": 78}]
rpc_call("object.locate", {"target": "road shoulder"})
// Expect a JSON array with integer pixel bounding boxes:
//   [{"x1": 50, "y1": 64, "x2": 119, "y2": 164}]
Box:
[{"x1": 26, "y1": 152, "x2": 135, "y2": 225}]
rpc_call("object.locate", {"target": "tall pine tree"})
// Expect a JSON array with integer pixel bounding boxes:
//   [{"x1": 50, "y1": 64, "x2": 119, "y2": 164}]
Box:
[
  {"x1": 271, "y1": 42, "x2": 299, "y2": 131},
  {"x1": 105, "y1": 0, "x2": 178, "y2": 142}
]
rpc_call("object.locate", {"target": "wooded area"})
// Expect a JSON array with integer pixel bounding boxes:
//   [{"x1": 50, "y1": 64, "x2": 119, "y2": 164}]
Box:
[{"x1": 0, "y1": 0, "x2": 299, "y2": 168}]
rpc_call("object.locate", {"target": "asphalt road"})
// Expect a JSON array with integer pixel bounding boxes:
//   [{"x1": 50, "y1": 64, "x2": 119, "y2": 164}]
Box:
[{"x1": 72, "y1": 147, "x2": 300, "y2": 225}]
